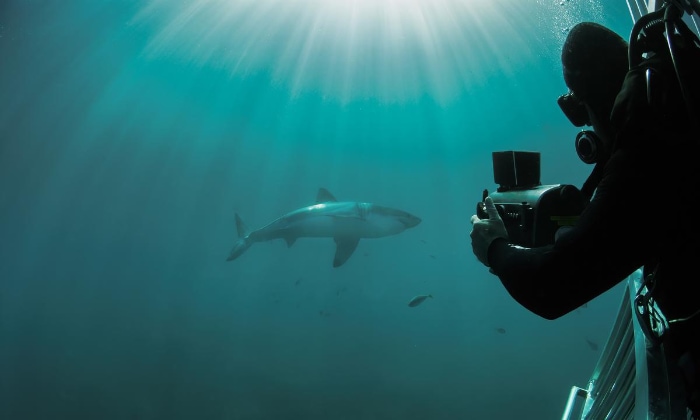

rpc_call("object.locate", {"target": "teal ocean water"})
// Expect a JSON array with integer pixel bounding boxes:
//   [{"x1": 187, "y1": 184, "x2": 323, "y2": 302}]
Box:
[{"x1": 1, "y1": 1, "x2": 635, "y2": 419}]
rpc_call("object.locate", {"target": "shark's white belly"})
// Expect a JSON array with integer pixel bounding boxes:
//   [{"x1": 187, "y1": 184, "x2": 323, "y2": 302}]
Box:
[{"x1": 284, "y1": 214, "x2": 405, "y2": 239}]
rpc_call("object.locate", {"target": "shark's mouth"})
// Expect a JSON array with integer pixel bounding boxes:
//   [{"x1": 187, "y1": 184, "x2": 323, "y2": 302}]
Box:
[{"x1": 401, "y1": 217, "x2": 421, "y2": 228}]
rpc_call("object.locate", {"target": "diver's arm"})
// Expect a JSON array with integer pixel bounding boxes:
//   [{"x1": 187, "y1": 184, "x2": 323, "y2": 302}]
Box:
[{"x1": 487, "y1": 148, "x2": 659, "y2": 320}]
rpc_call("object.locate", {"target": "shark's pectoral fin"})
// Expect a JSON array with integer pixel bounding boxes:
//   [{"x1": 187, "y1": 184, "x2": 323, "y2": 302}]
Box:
[{"x1": 333, "y1": 236, "x2": 360, "y2": 267}]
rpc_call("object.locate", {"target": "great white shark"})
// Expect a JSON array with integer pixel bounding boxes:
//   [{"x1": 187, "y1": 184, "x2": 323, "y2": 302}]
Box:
[{"x1": 227, "y1": 188, "x2": 421, "y2": 267}]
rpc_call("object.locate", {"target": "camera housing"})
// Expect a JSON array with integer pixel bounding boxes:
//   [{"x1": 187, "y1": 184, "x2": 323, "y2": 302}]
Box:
[{"x1": 476, "y1": 151, "x2": 589, "y2": 247}]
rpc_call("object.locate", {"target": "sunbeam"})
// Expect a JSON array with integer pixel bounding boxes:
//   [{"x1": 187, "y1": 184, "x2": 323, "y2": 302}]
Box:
[{"x1": 133, "y1": 0, "x2": 555, "y2": 105}]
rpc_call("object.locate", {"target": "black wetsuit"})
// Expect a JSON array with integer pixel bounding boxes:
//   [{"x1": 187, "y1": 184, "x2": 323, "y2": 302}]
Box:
[{"x1": 487, "y1": 55, "x2": 700, "y2": 413}]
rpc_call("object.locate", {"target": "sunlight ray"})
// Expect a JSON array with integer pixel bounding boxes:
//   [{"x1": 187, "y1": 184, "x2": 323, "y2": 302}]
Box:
[{"x1": 134, "y1": 0, "x2": 544, "y2": 105}]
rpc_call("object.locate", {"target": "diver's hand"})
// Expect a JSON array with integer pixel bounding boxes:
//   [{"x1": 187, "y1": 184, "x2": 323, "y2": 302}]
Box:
[{"x1": 469, "y1": 197, "x2": 509, "y2": 267}]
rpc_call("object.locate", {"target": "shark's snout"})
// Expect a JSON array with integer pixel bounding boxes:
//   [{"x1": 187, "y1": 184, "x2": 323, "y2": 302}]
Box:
[
  {"x1": 372, "y1": 205, "x2": 422, "y2": 229},
  {"x1": 402, "y1": 214, "x2": 421, "y2": 228}
]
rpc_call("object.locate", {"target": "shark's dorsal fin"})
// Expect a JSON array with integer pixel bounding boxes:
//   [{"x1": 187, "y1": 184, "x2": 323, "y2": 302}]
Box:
[
  {"x1": 317, "y1": 188, "x2": 337, "y2": 203},
  {"x1": 333, "y1": 236, "x2": 360, "y2": 267}
]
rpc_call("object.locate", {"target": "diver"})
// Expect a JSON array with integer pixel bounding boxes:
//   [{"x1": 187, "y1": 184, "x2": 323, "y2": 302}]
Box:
[{"x1": 469, "y1": 19, "x2": 700, "y2": 418}]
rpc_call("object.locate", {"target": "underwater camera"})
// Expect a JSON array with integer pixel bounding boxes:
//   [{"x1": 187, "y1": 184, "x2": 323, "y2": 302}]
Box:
[{"x1": 475, "y1": 151, "x2": 589, "y2": 247}]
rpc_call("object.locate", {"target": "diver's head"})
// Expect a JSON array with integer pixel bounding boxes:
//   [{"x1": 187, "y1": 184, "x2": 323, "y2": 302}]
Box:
[
  {"x1": 561, "y1": 22, "x2": 629, "y2": 114},
  {"x1": 558, "y1": 22, "x2": 629, "y2": 163}
]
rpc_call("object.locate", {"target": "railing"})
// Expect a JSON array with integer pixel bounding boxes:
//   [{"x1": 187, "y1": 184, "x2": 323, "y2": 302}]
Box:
[
  {"x1": 561, "y1": 270, "x2": 689, "y2": 419},
  {"x1": 627, "y1": 0, "x2": 700, "y2": 35}
]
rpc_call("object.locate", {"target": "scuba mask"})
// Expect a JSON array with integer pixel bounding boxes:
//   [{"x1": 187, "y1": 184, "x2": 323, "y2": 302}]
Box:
[
  {"x1": 557, "y1": 91, "x2": 603, "y2": 165},
  {"x1": 557, "y1": 91, "x2": 591, "y2": 127}
]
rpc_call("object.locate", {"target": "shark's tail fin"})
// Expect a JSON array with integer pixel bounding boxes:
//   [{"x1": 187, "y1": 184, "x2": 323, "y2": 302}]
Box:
[{"x1": 226, "y1": 213, "x2": 252, "y2": 262}]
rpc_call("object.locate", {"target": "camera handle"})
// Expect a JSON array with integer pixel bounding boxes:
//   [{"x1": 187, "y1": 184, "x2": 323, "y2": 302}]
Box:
[{"x1": 477, "y1": 189, "x2": 508, "y2": 221}]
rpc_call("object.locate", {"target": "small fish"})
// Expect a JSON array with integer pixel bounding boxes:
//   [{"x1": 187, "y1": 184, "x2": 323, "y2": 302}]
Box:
[
  {"x1": 294, "y1": 278, "x2": 302, "y2": 286},
  {"x1": 496, "y1": 327, "x2": 506, "y2": 334},
  {"x1": 408, "y1": 294, "x2": 433, "y2": 307}
]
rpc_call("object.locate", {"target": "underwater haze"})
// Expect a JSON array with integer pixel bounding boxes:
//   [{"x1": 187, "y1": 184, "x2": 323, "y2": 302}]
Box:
[{"x1": 1, "y1": 1, "x2": 634, "y2": 419}]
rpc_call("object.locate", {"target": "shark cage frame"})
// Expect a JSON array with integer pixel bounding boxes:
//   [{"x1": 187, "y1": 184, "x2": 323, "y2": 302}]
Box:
[{"x1": 561, "y1": 1, "x2": 699, "y2": 419}]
